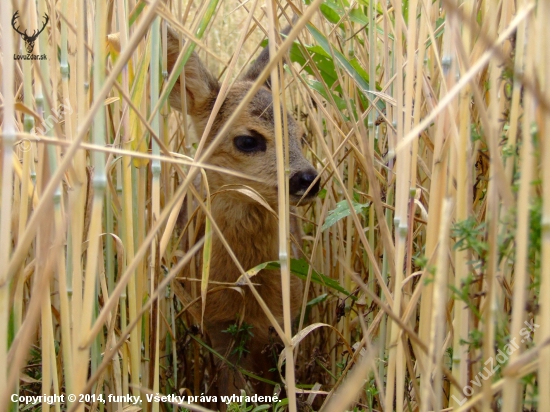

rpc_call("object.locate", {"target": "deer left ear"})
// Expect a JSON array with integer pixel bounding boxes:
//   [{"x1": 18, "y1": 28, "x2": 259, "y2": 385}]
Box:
[{"x1": 241, "y1": 25, "x2": 292, "y2": 89}]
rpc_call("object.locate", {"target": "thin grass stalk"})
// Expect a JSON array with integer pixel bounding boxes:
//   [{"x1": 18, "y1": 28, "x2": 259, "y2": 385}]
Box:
[
  {"x1": 17, "y1": 8, "x2": 36, "y2": 233},
  {"x1": 57, "y1": 0, "x2": 76, "y2": 400},
  {"x1": 406, "y1": 1, "x2": 430, "y2": 332},
  {"x1": 179, "y1": 1, "x2": 198, "y2": 353},
  {"x1": 69, "y1": 0, "x2": 88, "y2": 391},
  {"x1": 129, "y1": 39, "x2": 153, "y2": 393},
  {"x1": 342, "y1": 17, "x2": 353, "y2": 346},
  {"x1": 427, "y1": 198, "x2": 452, "y2": 411},
  {"x1": 385, "y1": 0, "x2": 407, "y2": 406},
  {"x1": 35, "y1": 0, "x2": 65, "y2": 406},
  {"x1": 63, "y1": 0, "x2": 78, "y2": 142},
  {"x1": 150, "y1": 13, "x2": 162, "y2": 412},
  {"x1": 482, "y1": 4, "x2": 526, "y2": 412},
  {"x1": 114, "y1": 1, "x2": 132, "y2": 400},
  {"x1": 344, "y1": 152, "x2": 354, "y2": 341},
  {"x1": 171, "y1": 296, "x2": 178, "y2": 412},
  {"x1": 446, "y1": 0, "x2": 473, "y2": 406},
  {"x1": 379, "y1": 192, "x2": 392, "y2": 392},
  {"x1": 479, "y1": 3, "x2": 509, "y2": 411},
  {"x1": 266, "y1": 1, "x2": 297, "y2": 409},
  {"x1": 56, "y1": 208, "x2": 74, "y2": 401},
  {"x1": 124, "y1": 163, "x2": 141, "y2": 399},
  {"x1": 378, "y1": 0, "x2": 393, "y2": 387},
  {"x1": 12, "y1": 7, "x2": 37, "y2": 410},
  {"x1": 536, "y1": 0, "x2": 550, "y2": 406},
  {"x1": 40, "y1": 236, "x2": 52, "y2": 411},
  {"x1": 45, "y1": 0, "x2": 57, "y2": 112},
  {"x1": 504, "y1": 9, "x2": 525, "y2": 184},
  {"x1": 406, "y1": 16, "x2": 431, "y2": 404},
  {"x1": 501, "y1": 20, "x2": 536, "y2": 411},
  {"x1": 296, "y1": 167, "x2": 331, "y2": 345},
  {"x1": 99, "y1": 233, "x2": 123, "y2": 398},
  {"x1": 50, "y1": 329, "x2": 62, "y2": 412},
  {"x1": 322, "y1": 345, "x2": 376, "y2": 412},
  {"x1": 367, "y1": 0, "x2": 378, "y2": 362},
  {"x1": 199, "y1": 173, "x2": 213, "y2": 334},
  {"x1": 419, "y1": 17, "x2": 456, "y2": 407},
  {"x1": 42, "y1": 279, "x2": 63, "y2": 412},
  {"x1": 280, "y1": 32, "x2": 296, "y2": 378},
  {"x1": 0, "y1": 0, "x2": 16, "y2": 406},
  {"x1": 401, "y1": 0, "x2": 421, "y2": 407},
  {"x1": 495, "y1": 1, "x2": 515, "y2": 142},
  {"x1": 138, "y1": 144, "x2": 148, "y2": 391},
  {"x1": 482, "y1": 158, "x2": 500, "y2": 412},
  {"x1": 137, "y1": 117, "x2": 150, "y2": 389},
  {"x1": 74, "y1": 0, "x2": 108, "y2": 407},
  {"x1": 177, "y1": 0, "x2": 191, "y2": 162},
  {"x1": 159, "y1": 19, "x2": 172, "y2": 399},
  {"x1": 121, "y1": 327, "x2": 129, "y2": 400},
  {"x1": 104, "y1": 134, "x2": 116, "y2": 292}
]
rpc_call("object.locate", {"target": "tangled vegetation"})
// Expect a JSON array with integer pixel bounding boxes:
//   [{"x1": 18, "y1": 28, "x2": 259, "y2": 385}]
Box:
[{"x1": 1, "y1": 0, "x2": 549, "y2": 411}]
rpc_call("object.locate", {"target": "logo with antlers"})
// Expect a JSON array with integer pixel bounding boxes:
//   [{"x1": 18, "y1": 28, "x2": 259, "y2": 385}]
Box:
[{"x1": 12, "y1": 10, "x2": 49, "y2": 54}]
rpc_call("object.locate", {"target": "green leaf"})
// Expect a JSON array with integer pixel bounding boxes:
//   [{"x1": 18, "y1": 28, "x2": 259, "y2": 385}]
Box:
[
  {"x1": 262, "y1": 259, "x2": 357, "y2": 300},
  {"x1": 349, "y1": 8, "x2": 369, "y2": 25},
  {"x1": 128, "y1": 1, "x2": 146, "y2": 27},
  {"x1": 306, "y1": 79, "x2": 358, "y2": 120},
  {"x1": 274, "y1": 398, "x2": 289, "y2": 412},
  {"x1": 289, "y1": 42, "x2": 338, "y2": 88},
  {"x1": 320, "y1": 3, "x2": 342, "y2": 24},
  {"x1": 321, "y1": 199, "x2": 369, "y2": 231},
  {"x1": 305, "y1": 23, "x2": 385, "y2": 113},
  {"x1": 307, "y1": 23, "x2": 371, "y2": 91},
  {"x1": 324, "y1": 0, "x2": 348, "y2": 16},
  {"x1": 307, "y1": 293, "x2": 328, "y2": 307},
  {"x1": 307, "y1": 80, "x2": 347, "y2": 110},
  {"x1": 349, "y1": 57, "x2": 369, "y2": 82},
  {"x1": 251, "y1": 406, "x2": 272, "y2": 412}
]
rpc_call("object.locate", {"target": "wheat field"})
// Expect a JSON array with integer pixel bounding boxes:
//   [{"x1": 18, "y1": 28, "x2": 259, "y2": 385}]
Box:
[{"x1": 1, "y1": 0, "x2": 549, "y2": 411}]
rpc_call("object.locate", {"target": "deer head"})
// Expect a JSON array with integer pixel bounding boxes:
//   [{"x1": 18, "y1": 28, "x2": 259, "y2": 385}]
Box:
[
  {"x1": 12, "y1": 11, "x2": 49, "y2": 54},
  {"x1": 166, "y1": 28, "x2": 320, "y2": 207}
]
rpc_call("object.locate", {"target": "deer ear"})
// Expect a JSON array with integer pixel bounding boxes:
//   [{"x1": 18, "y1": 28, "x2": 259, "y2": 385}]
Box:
[
  {"x1": 241, "y1": 25, "x2": 292, "y2": 88},
  {"x1": 167, "y1": 29, "x2": 219, "y2": 116}
]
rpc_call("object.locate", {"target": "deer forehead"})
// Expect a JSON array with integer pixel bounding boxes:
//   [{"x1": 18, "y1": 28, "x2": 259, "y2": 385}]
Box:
[{"x1": 213, "y1": 84, "x2": 301, "y2": 142}]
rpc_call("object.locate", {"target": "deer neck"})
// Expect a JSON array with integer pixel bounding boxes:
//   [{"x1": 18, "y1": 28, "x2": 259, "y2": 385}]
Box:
[{"x1": 209, "y1": 193, "x2": 279, "y2": 282}]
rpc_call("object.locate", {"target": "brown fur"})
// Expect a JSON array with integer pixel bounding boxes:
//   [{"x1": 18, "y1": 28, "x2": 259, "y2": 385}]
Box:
[{"x1": 167, "y1": 28, "x2": 319, "y2": 406}]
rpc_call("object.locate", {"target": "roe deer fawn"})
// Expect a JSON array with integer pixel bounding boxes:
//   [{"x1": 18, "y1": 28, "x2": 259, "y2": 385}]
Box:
[{"x1": 167, "y1": 25, "x2": 320, "y2": 405}]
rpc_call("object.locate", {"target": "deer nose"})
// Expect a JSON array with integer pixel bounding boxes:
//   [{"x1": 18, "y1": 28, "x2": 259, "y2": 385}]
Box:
[{"x1": 289, "y1": 170, "x2": 320, "y2": 197}]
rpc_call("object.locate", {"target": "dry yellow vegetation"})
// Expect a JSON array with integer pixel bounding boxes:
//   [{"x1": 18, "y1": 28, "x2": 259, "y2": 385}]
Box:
[{"x1": 1, "y1": 0, "x2": 549, "y2": 411}]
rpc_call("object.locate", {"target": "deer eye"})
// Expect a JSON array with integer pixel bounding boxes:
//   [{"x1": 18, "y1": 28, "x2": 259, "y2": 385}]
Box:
[{"x1": 234, "y1": 135, "x2": 266, "y2": 153}]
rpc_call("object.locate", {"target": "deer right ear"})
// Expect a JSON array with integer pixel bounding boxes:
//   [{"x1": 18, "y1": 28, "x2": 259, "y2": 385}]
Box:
[{"x1": 167, "y1": 29, "x2": 219, "y2": 116}]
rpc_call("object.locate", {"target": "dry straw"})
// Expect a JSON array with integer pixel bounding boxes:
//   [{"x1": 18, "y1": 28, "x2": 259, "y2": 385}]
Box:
[{"x1": 1, "y1": 0, "x2": 548, "y2": 411}]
